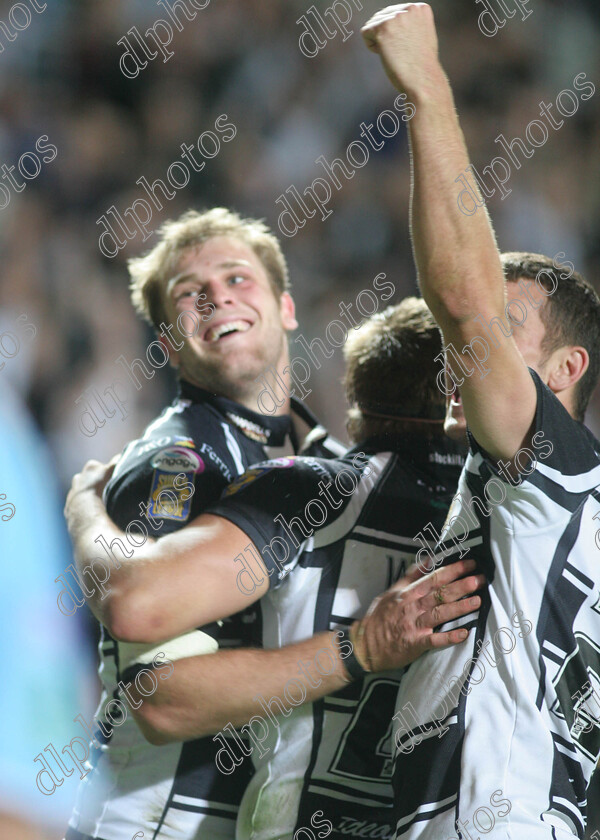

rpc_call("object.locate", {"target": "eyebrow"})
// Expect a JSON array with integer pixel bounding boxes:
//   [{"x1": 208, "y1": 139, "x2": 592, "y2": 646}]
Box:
[{"x1": 167, "y1": 261, "x2": 253, "y2": 294}]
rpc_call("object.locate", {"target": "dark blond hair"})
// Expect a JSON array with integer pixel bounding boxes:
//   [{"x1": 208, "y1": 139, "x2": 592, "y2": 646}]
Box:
[{"x1": 128, "y1": 207, "x2": 290, "y2": 330}]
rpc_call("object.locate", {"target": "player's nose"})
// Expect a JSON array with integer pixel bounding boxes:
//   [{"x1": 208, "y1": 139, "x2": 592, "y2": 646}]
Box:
[{"x1": 202, "y1": 278, "x2": 235, "y2": 308}]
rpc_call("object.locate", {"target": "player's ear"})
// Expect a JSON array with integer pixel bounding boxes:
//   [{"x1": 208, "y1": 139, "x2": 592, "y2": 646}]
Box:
[
  {"x1": 159, "y1": 334, "x2": 180, "y2": 369},
  {"x1": 280, "y1": 291, "x2": 298, "y2": 331},
  {"x1": 545, "y1": 345, "x2": 588, "y2": 394}
]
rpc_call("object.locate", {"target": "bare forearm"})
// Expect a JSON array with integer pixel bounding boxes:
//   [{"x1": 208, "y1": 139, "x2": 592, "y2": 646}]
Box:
[
  {"x1": 135, "y1": 555, "x2": 485, "y2": 744},
  {"x1": 0, "y1": 813, "x2": 54, "y2": 840},
  {"x1": 408, "y1": 68, "x2": 505, "y2": 326},
  {"x1": 66, "y1": 489, "x2": 267, "y2": 643},
  {"x1": 69, "y1": 495, "x2": 130, "y2": 625},
  {"x1": 135, "y1": 631, "x2": 350, "y2": 741}
]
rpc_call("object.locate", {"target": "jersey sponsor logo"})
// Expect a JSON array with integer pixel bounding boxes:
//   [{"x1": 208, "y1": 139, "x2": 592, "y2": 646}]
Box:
[
  {"x1": 173, "y1": 436, "x2": 196, "y2": 448},
  {"x1": 151, "y1": 446, "x2": 204, "y2": 473},
  {"x1": 136, "y1": 435, "x2": 195, "y2": 456},
  {"x1": 199, "y1": 442, "x2": 233, "y2": 482},
  {"x1": 148, "y1": 470, "x2": 194, "y2": 521},
  {"x1": 331, "y1": 816, "x2": 394, "y2": 838},
  {"x1": 429, "y1": 451, "x2": 465, "y2": 467},
  {"x1": 223, "y1": 458, "x2": 296, "y2": 497}
]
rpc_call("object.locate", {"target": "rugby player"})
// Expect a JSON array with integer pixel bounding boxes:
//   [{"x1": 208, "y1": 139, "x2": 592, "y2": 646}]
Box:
[
  {"x1": 361, "y1": 5, "x2": 600, "y2": 838},
  {"x1": 66, "y1": 297, "x2": 484, "y2": 840},
  {"x1": 64, "y1": 207, "x2": 347, "y2": 840}
]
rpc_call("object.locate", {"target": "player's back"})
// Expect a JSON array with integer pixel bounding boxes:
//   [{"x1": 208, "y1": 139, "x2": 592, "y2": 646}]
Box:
[{"x1": 208, "y1": 430, "x2": 465, "y2": 840}]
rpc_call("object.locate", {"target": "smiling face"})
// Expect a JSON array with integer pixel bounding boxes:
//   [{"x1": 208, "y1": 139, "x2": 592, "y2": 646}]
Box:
[
  {"x1": 164, "y1": 236, "x2": 297, "y2": 407},
  {"x1": 444, "y1": 281, "x2": 549, "y2": 441}
]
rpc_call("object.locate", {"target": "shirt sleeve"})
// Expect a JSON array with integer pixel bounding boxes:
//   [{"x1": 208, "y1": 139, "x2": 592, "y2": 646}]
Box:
[
  {"x1": 105, "y1": 439, "x2": 232, "y2": 535},
  {"x1": 468, "y1": 368, "x2": 600, "y2": 482},
  {"x1": 207, "y1": 456, "x2": 344, "y2": 588}
]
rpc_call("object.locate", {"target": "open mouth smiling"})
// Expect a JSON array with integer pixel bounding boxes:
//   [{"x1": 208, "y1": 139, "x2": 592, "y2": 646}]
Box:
[{"x1": 203, "y1": 319, "x2": 253, "y2": 344}]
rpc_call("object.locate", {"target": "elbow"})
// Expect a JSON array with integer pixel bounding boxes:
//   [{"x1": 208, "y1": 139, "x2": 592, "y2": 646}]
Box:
[
  {"x1": 421, "y1": 270, "x2": 505, "y2": 328},
  {"x1": 422, "y1": 285, "x2": 472, "y2": 327},
  {"x1": 104, "y1": 588, "x2": 167, "y2": 644},
  {"x1": 133, "y1": 695, "x2": 221, "y2": 743},
  {"x1": 132, "y1": 704, "x2": 179, "y2": 746}
]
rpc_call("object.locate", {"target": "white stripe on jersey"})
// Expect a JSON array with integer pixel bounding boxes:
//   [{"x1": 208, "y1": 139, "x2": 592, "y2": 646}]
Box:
[
  {"x1": 311, "y1": 454, "x2": 391, "y2": 550},
  {"x1": 144, "y1": 400, "x2": 189, "y2": 436},
  {"x1": 353, "y1": 525, "x2": 423, "y2": 548},
  {"x1": 308, "y1": 786, "x2": 392, "y2": 808},
  {"x1": 395, "y1": 794, "x2": 458, "y2": 832},
  {"x1": 222, "y1": 421, "x2": 245, "y2": 473},
  {"x1": 536, "y1": 459, "x2": 600, "y2": 493},
  {"x1": 172, "y1": 795, "x2": 239, "y2": 813}
]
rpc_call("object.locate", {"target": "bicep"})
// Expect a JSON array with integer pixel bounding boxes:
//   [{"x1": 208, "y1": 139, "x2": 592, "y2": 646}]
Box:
[{"x1": 127, "y1": 515, "x2": 270, "y2": 640}]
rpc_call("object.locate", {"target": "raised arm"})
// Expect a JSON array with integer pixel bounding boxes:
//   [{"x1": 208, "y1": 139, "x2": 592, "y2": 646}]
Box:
[{"x1": 362, "y1": 4, "x2": 537, "y2": 461}]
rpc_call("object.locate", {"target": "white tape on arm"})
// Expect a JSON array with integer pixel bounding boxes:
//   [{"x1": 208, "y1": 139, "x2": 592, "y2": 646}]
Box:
[{"x1": 118, "y1": 629, "x2": 219, "y2": 670}]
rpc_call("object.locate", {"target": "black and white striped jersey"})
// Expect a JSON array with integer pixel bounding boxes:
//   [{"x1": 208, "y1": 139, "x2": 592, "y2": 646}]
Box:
[
  {"x1": 208, "y1": 432, "x2": 465, "y2": 840},
  {"x1": 66, "y1": 380, "x2": 342, "y2": 840},
  {"x1": 391, "y1": 370, "x2": 600, "y2": 840}
]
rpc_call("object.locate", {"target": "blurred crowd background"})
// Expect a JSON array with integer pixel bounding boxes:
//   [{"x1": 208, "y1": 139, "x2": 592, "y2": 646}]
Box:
[{"x1": 1, "y1": 0, "x2": 599, "y2": 834}]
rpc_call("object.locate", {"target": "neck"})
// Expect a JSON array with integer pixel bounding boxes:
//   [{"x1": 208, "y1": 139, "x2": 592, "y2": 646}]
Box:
[
  {"x1": 252, "y1": 350, "x2": 294, "y2": 418},
  {"x1": 179, "y1": 352, "x2": 294, "y2": 417}
]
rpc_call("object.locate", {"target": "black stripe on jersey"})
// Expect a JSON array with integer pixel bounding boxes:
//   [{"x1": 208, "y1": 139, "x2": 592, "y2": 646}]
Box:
[
  {"x1": 351, "y1": 530, "x2": 417, "y2": 553},
  {"x1": 308, "y1": 777, "x2": 393, "y2": 805},
  {"x1": 151, "y1": 735, "x2": 253, "y2": 839},
  {"x1": 534, "y1": 505, "x2": 594, "y2": 833},
  {"x1": 292, "y1": 551, "x2": 345, "y2": 835},
  {"x1": 453, "y1": 488, "x2": 494, "y2": 831},
  {"x1": 396, "y1": 469, "x2": 494, "y2": 835},
  {"x1": 542, "y1": 644, "x2": 566, "y2": 665},
  {"x1": 393, "y1": 722, "x2": 463, "y2": 835},
  {"x1": 547, "y1": 734, "x2": 587, "y2": 838},
  {"x1": 535, "y1": 506, "x2": 589, "y2": 711},
  {"x1": 527, "y1": 470, "x2": 592, "y2": 514},
  {"x1": 565, "y1": 562, "x2": 594, "y2": 590},
  {"x1": 330, "y1": 613, "x2": 354, "y2": 627},
  {"x1": 169, "y1": 802, "x2": 238, "y2": 819}
]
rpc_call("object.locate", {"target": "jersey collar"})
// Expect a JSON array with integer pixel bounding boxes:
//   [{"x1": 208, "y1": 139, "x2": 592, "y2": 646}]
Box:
[
  {"x1": 178, "y1": 380, "x2": 314, "y2": 447},
  {"x1": 358, "y1": 431, "x2": 467, "y2": 471}
]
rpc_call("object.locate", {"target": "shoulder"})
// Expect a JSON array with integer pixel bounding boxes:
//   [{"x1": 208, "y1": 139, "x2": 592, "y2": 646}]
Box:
[
  {"x1": 301, "y1": 425, "x2": 347, "y2": 459},
  {"x1": 470, "y1": 368, "x2": 600, "y2": 482}
]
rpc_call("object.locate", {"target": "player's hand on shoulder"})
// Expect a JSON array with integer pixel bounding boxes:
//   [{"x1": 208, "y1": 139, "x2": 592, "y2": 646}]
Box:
[
  {"x1": 64, "y1": 456, "x2": 118, "y2": 521},
  {"x1": 352, "y1": 558, "x2": 485, "y2": 672},
  {"x1": 361, "y1": 4, "x2": 439, "y2": 97}
]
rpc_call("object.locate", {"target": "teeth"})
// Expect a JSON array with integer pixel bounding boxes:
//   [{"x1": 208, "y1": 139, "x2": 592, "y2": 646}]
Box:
[{"x1": 206, "y1": 320, "x2": 250, "y2": 343}]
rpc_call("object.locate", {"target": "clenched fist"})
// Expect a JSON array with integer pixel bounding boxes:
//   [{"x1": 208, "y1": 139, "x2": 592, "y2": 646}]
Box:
[{"x1": 362, "y1": 4, "x2": 440, "y2": 98}]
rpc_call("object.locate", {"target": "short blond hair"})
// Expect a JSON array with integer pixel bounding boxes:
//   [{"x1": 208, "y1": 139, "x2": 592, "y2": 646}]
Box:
[{"x1": 128, "y1": 207, "x2": 290, "y2": 330}]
